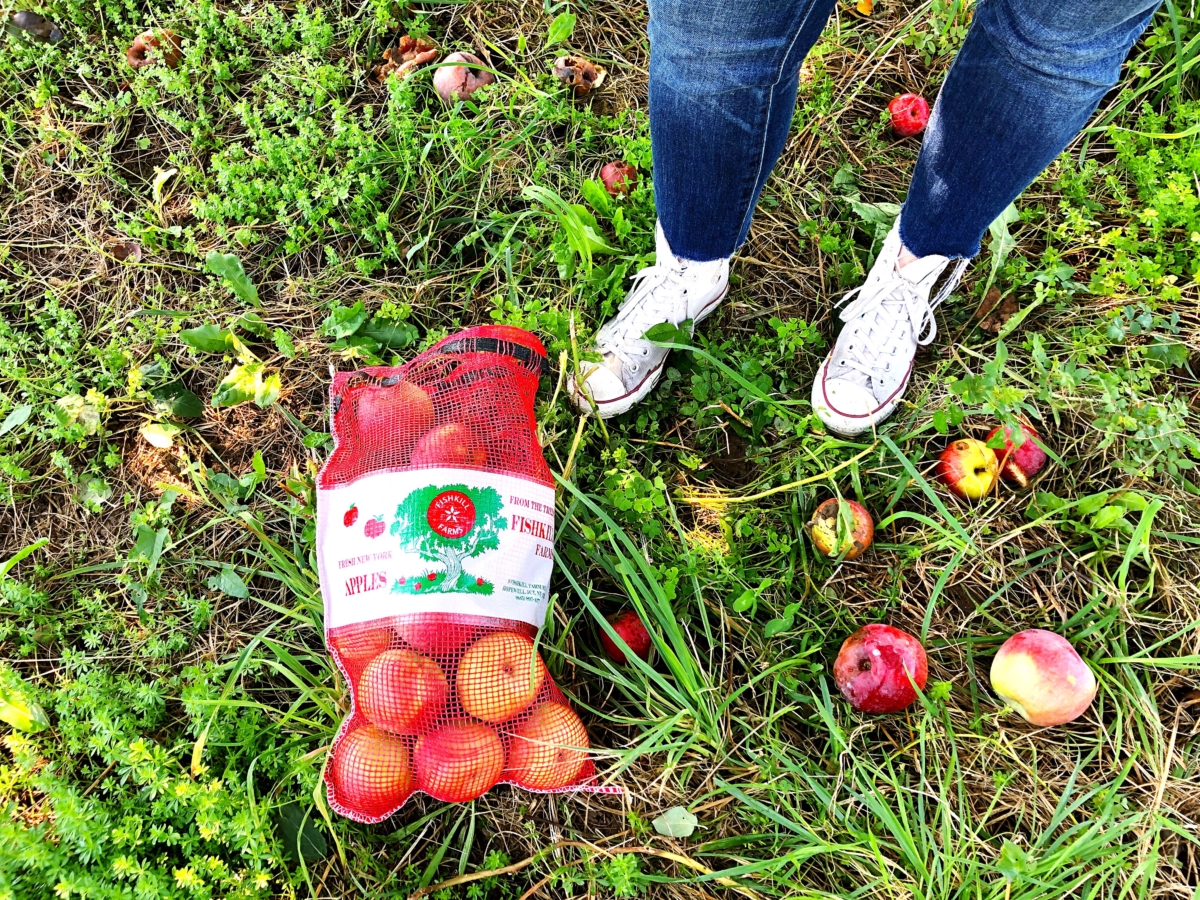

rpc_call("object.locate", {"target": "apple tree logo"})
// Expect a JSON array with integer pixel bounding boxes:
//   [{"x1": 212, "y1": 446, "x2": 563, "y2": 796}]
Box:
[{"x1": 389, "y1": 484, "x2": 507, "y2": 595}]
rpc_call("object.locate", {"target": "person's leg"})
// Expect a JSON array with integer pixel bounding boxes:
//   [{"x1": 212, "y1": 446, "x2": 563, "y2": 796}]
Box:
[
  {"x1": 813, "y1": 0, "x2": 1163, "y2": 436},
  {"x1": 572, "y1": 0, "x2": 838, "y2": 417},
  {"x1": 648, "y1": 0, "x2": 839, "y2": 262},
  {"x1": 900, "y1": 0, "x2": 1162, "y2": 258}
]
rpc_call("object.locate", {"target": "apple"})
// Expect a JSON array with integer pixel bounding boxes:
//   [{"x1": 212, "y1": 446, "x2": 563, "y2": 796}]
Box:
[
  {"x1": 600, "y1": 161, "x2": 637, "y2": 197},
  {"x1": 396, "y1": 614, "x2": 478, "y2": 655},
  {"x1": 505, "y1": 702, "x2": 589, "y2": 790},
  {"x1": 990, "y1": 629, "x2": 1096, "y2": 726},
  {"x1": 433, "y1": 51, "x2": 495, "y2": 103},
  {"x1": 358, "y1": 649, "x2": 448, "y2": 734},
  {"x1": 888, "y1": 93, "x2": 929, "y2": 137},
  {"x1": 415, "y1": 722, "x2": 505, "y2": 803},
  {"x1": 330, "y1": 627, "x2": 393, "y2": 664},
  {"x1": 410, "y1": 423, "x2": 487, "y2": 468},
  {"x1": 599, "y1": 610, "x2": 652, "y2": 664},
  {"x1": 807, "y1": 498, "x2": 874, "y2": 560},
  {"x1": 343, "y1": 505, "x2": 359, "y2": 527},
  {"x1": 987, "y1": 424, "x2": 1048, "y2": 489},
  {"x1": 938, "y1": 438, "x2": 999, "y2": 500},
  {"x1": 457, "y1": 632, "x2": 546, "y2": 723},
  {"x1": 329, "y1": 725, "x2": 413, "y2": 817},
  {"x1": 350, "y1": 381, "x2": 435, "y2": 456},
  {"x1": 833, "y1": 624, "x2": 928, "y2": 714}
]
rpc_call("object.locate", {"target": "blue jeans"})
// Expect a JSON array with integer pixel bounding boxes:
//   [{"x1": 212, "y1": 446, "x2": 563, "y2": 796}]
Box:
[{"x1": 649, "y1": 0, "x2": 1161, "y2": 261}]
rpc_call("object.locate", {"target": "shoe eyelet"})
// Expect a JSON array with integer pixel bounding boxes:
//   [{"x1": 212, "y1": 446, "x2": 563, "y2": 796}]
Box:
[
  {"x1": 642, "y1": 348, "x2": 649, "y2": 356},
  {"x1": 631, "y1": 364, "x2": 639, "y2": 374}
]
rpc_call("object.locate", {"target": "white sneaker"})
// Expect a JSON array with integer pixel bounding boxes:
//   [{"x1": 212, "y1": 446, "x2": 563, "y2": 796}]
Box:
[
  {"x1": 811, "y1": 221, "x2": 968, "y2": 436},
  {"x1": 570, "y1": 222, "x2": 729, "y2": 418}
]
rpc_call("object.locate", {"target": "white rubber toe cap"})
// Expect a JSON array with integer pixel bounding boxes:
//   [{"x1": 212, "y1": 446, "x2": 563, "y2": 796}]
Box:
[
  {"x1": 570, "y1": 363, "x2": 637, "y2": 417},
  {"x1": 811, "y1": 356, "x2": 903, "y2": 436}
]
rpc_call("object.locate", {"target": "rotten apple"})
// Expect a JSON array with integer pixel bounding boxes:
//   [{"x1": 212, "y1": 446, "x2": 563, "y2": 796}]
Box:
[
  {"x1": 833, "y1": 624, "x2": 928, "y2": 714},
  {"x1": 599, "y1": 609, "x2": 652, "y2": 665},
  {"x1": 990, "y1": 629, "x2": 1096, "y2": 726},
  {"x1": 505, "y1": 702, "x2": 589, "y2": 790},
  {"x1": 329, "y1": 725, "x2": 413, "y2": 817},
  {"x1": 358, "y1": 649, "x2": 448, "y2": 734},
  {"x1": 987, "y1": 424, "x2": 1048, "y2": 489},
  {"x1": 807, "y1": 498, "x2": 874, "y2": 560},
  {"x1": 410, "y1": 423, "x2": 487, "y2": 468},
  {"x1": 127, "y1": 29, "x2": 182, "y2": 69},
  {"x1": 457, "y1": 631, "x2": 546, "y2": 723},
  {"x1": 415, "y1": 722, "x2": 505, "y2": 803},
  {"x1": 938, "y1": 438, "x2": 999, "y2": 500},
  {"x1": 600, "y1": 161, "x2": 637, "y2": 197},
  {"x1": 433, "y1": 51, "x2": 495, "y2": 103}
]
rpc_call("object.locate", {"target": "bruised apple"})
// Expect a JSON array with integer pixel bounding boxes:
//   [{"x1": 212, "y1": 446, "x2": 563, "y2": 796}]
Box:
[
  {"x1": 990, "y1": 629, "x2": 1096, "y2": 726},
  {"x1": 457, "y1": 632, "x2": 546, "y2": 722},
  {"x1": 415, "y1": 722, "x2": 505, "y2": 802},
  {"x1": 599, "y1": 610, "x2": 652, "y2": 664},
  {"x1": 505, "y1": 702, "x2": 589, "y2": 790},
  {"x1": 331, "y1": 627, "x2": 393, "y2": 664},
  {"x1": 938, "y1": 438, "x2": 999, "y2": 500},
  {"x1": 410, "y1": 423, "x2": 487, "y2": 468},
  {"x1": 834, "y1": 624, "x2": 928, "y2": 714},
  {"x1": 351, "y1": 381, "x2": 435, "y2": 456},
  {"x1": 330, "y1": 725, "x2": 413, "y2": 817},
  {"x1": 358, "y1": 649, "x2": 448, "y2": 734},
  {"x1": 807, "y1": 498, "x2": 874, "y2": 560},
  {"x1": 987, "y1": 424, "x2": 1048, "y2": 488}
]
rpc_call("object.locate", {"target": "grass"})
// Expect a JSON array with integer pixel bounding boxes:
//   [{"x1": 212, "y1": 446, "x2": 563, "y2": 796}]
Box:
[{"x1": 1, "y1": 0, "x2": 1199, "y2": 897}]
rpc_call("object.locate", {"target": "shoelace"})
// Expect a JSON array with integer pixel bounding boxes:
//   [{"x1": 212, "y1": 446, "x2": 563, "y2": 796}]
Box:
[
  {"x1": 832, "y1": 258, "x2": 968, "y2": 382},
  {"x1": 597, "y1": 262, "x2": 689, "y2": 371}
]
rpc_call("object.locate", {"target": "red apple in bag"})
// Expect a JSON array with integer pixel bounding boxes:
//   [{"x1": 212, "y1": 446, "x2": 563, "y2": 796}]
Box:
[
  {"x1": 410, "y1": 423, "x2": 487, "y2": 468},
  {"x1": 415, "y1": 722, "x2": 506, "y2": 802},
  {"x1": 358, "y1": 649, "x2": 449, "y2": 734},
  {"x1": 505, "y1": 702, "x2": 589, "y2": 790},
  {"x1": 346, "y1": 381, "x2": 435, "y2": 459},
  {"x1": 330, "y1": 726, "x2": 413, "y2": 817},
  {"x1": 457, "y1": 632, "x2": 546, "y2": 723}
]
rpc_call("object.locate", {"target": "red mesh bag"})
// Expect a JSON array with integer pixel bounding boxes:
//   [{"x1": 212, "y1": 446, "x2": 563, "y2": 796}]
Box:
[{"x1": 317, "y1": 326, "x2": 613, "y2": 822}]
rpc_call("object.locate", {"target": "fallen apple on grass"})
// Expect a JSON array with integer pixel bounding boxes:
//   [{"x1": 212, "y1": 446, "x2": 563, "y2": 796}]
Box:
[
  {"x1": 987, "y1": 424, "x2": 1048, "y2": 488},
  {"x1": 457, "y1": 632, "x2": 547, "y2": 723},
  {"x1": 807, "y1": 498, "x2": 874, "y2": 560},
  {"x1": 888, "y1": 93, "x2": 929, "y2": 137},
  {"x1": 990, "y1": 629, "x2": 1096, "y2": 726},
  {"x1": 127, "y1": 28, "x2": 182, "y2": 69},
  {"x1": 600, "y1": 161, "x2": 637, "y2": 197},
  {"x1": 938, "y1": 438, "x2": 999, "y2": 500},
  {"x1": 834, "y1": 624, "x2": 928, "y2": 713},
  {"x1": 415, "y1": 722, "x2": 506, "y2": 802},
  {"x1": 358, "y1": 649, "x2": 448, "y2": 734},
  {"x1": 433, "y1": 51, "x2": 495, "y2": 103},
  {"x1": 410, "y1": 423, "x2": 487, "y2": 468},
  {"x1": 599, "y1": 609, "x2": 652, "y2": 664},
  {"x1": 330, "y1": 725, "x2": 413, "y2": 817},
  {"x1": 505, "y1": 702, "x2": 589, "y2": 790}
]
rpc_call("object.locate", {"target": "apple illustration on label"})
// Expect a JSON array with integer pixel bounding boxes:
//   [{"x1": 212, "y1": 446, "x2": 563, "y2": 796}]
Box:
[
  {"x1": 364, "y1": 516, "x2": 385, "y2": 539},
  {"x1": 344, "y1": 504, "x2": 359, "y2": 527}
]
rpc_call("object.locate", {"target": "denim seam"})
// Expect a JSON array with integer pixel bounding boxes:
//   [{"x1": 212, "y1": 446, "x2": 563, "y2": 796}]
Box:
[{"x1": 731, "y1": 3, "x2": 820, "y2": 255}]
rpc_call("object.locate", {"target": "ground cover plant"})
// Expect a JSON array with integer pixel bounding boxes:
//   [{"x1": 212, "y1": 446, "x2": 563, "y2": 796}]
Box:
[{"x1": 1, "y1": 0, "x2": 1198, "y2": 896}]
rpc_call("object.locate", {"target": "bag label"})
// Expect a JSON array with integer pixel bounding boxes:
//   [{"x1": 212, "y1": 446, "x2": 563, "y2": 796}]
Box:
[{"x1": 317, "y1": 468, "x2": 555, "y2": 630}]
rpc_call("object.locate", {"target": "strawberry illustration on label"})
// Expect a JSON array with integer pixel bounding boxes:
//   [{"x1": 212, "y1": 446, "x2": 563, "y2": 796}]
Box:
[
  {"x1": 364, "y1": 516, "x2": 385, "y2": 539},
  {"x1": 344, "y1": 505, "x2": 359, "y2": 527}
]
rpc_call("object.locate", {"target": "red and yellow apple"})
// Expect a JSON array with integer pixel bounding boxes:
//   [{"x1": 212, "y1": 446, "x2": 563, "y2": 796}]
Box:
[
  {"x1": 329, "y1": 725, "x2": 413, "y2": 817},
  {"x1": 990, "y1": 629, "x2": 1096, "y2": 726},
  {"x1": 807, "y1": 498, "x2": 874, "y2": 560},
  {"x1": 599, "y1": 610, "x2": 652, "y2": 665},
  {"x1": 505, "y1": 702, "x2": 589, "y2": 790},
  {"x1": 410, "y1": 423, "x2": 487, "y2": 468},
  {"x1": 415, "y1": 722, "x2": 505, "y2": 803},
  {"x1": 331, "y1": 627, "x2": 393, "y2": 664},
  {"x1": 987, "y1": 424, "x2": 1048, "y2": 489},
  {"x1": 351, "y1": 381, "x2": 434, "y2": 456},
  {"x1": 938, "y1": 438, "x2": 999, "y2": 500},
  {"x1": 358, "y1": 649, "x2": 448, "y2": 734},
  {"x1": 396, "y1": 614, "x2": 478, "y2": 655},
  {"x1": 457, "y1": 632, "x2": 546, "y2": 723},
  {"x1": 833, "y1": 624, "x2": 928, "y2": 714}
]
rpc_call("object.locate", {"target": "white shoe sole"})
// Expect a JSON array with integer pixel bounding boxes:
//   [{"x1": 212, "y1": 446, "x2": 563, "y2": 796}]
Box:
[
  {"x1": 573, "y1": 284, "x2": 729, "y2": 419},
  {"x1": 810, "y1": 352, "x2": 910, "y2": 437}
]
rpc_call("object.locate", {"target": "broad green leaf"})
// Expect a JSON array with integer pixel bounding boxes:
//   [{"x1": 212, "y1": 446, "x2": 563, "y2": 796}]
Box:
[
  {"x1": 1145, "y1": 341, "x2": 1189, "y2": 370},
  {"x1": 180, "y1": 324, "x2": 233, "y2": 354},
  {"x1": 54, "y1": 393, "x2": 102, "y2": 435},
  {"x1": 207, "y1": 565, "x2": 249, "y2": 598},
  {"x1": 0, "y1": 691, "x2": 49, "y2": 733},
  {"x1": 321, "y1": 302, "x2": 368, "y2": 339},
  {"x1": 150, "y1": 383, "x2": 203, "y2": 418},
  {"x1": 0, "y1": 404, "x2": 32, "y2": 436},
  {"x1": 278, "y1": 803, "x2": 328, "y2": 863},
  {"x1": 580, "y1": 179, "x2": 612, "y2": 217},
  {"x1": 302, "y1": 431, "x2": 332, "y2": 449},
  {"x1": 360, "y1": 317, "x2": 418, "y2": 350},
  {"x1": 212, "y1": 363, "x2": 262, "y2": 408},
  {"x1": 256, "y1": 373, "x2": 282, "y2": 408},
  {"x1": 982, "y1": 202, "x2": 1020, "y2": 297},
  {"x1": 77, "y1": 476, "x2": 112, "y2": 510},
  {"x1": 272, "y1": 328, "x2": 296, "y2": 358},
  {"x1": 544, "y1": 11, "x2": 576, "y2": 45},
  {"x1": 997, "y1": 840, "x2": 1029, "y2": 881},
  {"x1": 205, "y1": 250, "x2": 260, "y2": 307},
  {"x1": 645, "y1": 321, "x2": 691, "y2": 345},
  {"x1": 652, "y1": 806, "x2": 698, "y2": 838},
  {"x1": 1090, "y1": 506, "x2": 1127, "y2": 530},
  {"x1": 140, "y1": 422, "x2": 181, "y2": 448}
]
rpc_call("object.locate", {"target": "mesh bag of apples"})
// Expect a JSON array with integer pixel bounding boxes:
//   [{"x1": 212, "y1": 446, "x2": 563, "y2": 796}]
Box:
[{"x1": 317, "y1": 325, "x2": 612, "y2": 822}]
